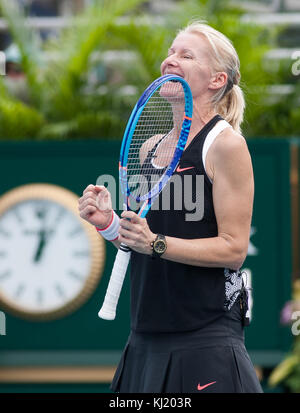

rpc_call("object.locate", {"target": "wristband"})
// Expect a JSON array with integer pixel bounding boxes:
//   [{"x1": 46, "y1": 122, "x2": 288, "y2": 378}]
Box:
[{"x1": 96, "y1": 211, "x2": 120, "y2": 241}]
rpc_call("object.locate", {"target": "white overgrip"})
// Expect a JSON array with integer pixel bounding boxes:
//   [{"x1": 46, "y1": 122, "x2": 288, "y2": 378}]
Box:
[{"x1": 98, "y1": 248, "x2": 131, "y2": 320}]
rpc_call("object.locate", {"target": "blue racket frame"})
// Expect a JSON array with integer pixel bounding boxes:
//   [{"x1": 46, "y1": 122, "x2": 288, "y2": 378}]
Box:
[{"x1": 119, "y1": 74, "x2": 193, "y2": 218}]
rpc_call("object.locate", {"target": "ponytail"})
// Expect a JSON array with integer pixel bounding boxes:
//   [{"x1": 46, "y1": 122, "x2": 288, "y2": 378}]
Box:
[{"x1": 215, "y1": 84, "x2": 245, "y2": 134}]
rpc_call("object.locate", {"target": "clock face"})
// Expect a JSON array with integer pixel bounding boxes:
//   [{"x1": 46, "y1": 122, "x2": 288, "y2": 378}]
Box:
[{"x1": 0, "y1": 184, "x2": 105, "y2": 320}]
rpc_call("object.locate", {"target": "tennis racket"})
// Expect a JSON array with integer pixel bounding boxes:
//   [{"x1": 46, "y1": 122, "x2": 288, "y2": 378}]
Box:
[{"x1": 98, "y1": 74, "x2": 193, "y2": 320}]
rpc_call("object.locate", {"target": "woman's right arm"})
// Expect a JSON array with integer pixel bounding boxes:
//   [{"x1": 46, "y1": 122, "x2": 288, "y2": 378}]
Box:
[{"x1": 78, "y1": 184, "x2": 121, "y2": 249}]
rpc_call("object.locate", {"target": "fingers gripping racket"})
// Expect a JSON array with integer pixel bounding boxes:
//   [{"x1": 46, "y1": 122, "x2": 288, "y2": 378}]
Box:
[{"x1": 98, "y1": 74, "x2": 193, "y2": 320}]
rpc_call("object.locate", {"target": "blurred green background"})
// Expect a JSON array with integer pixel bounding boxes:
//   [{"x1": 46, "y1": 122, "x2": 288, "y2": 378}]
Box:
[
  {"x1": 0, "y1": 0, "x2": 300, "y2": 394},
  {"x1": 0, "y1": 0, "x2": 299, "y2": 141}
]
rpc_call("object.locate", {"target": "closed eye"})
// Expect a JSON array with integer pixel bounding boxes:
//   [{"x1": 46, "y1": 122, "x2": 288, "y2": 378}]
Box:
[{"x1": 166, "y1": 48, "x2": 194, "y2": 59}]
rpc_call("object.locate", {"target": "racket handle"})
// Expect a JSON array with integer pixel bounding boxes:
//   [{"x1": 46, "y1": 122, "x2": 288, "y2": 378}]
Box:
[{"x1": 98, "y1": 244, "x2": 131, "y2": 320}]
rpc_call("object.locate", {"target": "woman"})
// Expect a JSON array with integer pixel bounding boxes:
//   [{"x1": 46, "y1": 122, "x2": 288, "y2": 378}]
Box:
[{"x1": 78, "y1": 21, "x2": 262, "y2": 393}]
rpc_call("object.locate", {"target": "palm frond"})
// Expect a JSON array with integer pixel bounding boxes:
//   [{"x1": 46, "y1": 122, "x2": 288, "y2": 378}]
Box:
[
  {"x1": 0, "y1": 0, "x2": 43, "y2": 106},
  {"x1": 43, "y1": 0, "x2": 146, "y2": 120},
  {"x1": 110, "y1": 20, "x2": 170, "y2": 85}
]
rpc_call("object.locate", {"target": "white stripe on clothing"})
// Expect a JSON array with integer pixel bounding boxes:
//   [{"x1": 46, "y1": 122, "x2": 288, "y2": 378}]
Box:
[{"x1": 202, "y1": 120, "x2": 231, "y2": 183}]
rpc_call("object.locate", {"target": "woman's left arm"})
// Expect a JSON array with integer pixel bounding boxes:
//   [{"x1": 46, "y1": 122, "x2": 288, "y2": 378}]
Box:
[{"x1": 119, "y1": 130, "x2": 254, "y2": 271}]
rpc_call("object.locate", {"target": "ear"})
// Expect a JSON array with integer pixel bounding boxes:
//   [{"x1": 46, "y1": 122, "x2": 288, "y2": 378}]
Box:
[{"x1": 209, "y1": 72, "x2": 228, "y2": 90}]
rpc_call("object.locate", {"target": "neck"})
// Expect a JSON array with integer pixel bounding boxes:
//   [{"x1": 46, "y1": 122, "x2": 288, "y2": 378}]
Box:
[
  {"x1": 170, "y1": 99, "x2": 218, "y2": 143},
  {"x1": 188, "y1": 101, "x2": 217, "y2": 141}
]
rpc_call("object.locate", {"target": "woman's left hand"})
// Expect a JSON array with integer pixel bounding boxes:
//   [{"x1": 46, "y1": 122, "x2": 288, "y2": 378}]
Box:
[{"x1": 119, "y1": 211, "x2": 155, "y2": 255}]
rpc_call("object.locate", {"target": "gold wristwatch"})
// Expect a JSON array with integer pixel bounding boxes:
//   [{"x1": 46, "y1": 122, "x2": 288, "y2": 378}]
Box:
[{"x1": 151, "y1": 234, "x2": 167, "y2": 258}]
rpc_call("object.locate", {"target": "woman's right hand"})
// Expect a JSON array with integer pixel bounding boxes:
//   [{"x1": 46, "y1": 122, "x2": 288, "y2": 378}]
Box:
[{"x1": 78, "y1": 184, "x2": 113, "y2": 229}]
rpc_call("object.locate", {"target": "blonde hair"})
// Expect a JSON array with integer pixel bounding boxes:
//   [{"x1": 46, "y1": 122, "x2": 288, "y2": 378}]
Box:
[{"x1": 179, "y1": 22, "x2": 245, "y2": 134}]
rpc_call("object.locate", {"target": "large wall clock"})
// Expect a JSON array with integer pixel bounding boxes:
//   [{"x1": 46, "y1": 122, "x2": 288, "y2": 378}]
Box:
[{"x1": 0, "y1": 183, "x2": 105, "y2": 321}]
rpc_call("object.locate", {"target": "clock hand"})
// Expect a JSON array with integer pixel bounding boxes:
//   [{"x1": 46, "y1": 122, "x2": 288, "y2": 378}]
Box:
[
  {"x1": 33, "y1": 205, "x2": 50, "y2": 263},
  {"x1": 33, "y1": 230, "x2": 47, "y2": 263},
  {"x1": 33, "y1": 227, "x2": 55, "y2": 262}
]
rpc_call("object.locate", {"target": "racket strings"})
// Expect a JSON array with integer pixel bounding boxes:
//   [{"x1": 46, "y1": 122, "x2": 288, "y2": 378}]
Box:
[{"x1": 127, "y1": 82, "x2": 185, "y2": 201}]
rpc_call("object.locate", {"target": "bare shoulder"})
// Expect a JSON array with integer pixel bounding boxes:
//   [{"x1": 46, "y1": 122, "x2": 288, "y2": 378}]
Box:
[
  {"x1": 206, "y1": 127, "x2": 253, "y2": 181},
  {"x1": 214, "y1": 128, "x2": 249, "y2": 156},
  {"x1": 210, "y1": 127, "x2": 251, "y2": 166}
]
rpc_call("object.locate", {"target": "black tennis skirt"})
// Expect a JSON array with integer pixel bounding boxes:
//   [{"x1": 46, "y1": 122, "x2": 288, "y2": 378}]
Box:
[{"x1": 111, "y1": 308, "x2": 263, "y2": 393}]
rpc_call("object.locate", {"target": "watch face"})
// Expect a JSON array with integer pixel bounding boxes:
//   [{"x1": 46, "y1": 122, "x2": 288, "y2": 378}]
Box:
[
  {"x1": 0, "y1": 184, "x2": 105, "y2": 320},
  {"x1": 154, "y1": 239, "x2": 166, "y2": 254}
]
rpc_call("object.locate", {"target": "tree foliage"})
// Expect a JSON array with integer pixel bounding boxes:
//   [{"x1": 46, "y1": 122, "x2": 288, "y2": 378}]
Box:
[{"x1": 0, "y1": 0, "x2": 297, "y2": 140}]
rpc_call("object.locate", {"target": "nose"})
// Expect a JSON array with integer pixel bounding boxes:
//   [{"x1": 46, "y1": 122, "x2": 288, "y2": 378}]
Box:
[{"x1": 161, "y1": 54, "x2": 179, "y2": 73}]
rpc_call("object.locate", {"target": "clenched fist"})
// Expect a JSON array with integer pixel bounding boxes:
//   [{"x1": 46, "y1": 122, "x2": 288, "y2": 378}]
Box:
[{"x1": 78, "y1": 184, "x2": 113, "y2": 229}]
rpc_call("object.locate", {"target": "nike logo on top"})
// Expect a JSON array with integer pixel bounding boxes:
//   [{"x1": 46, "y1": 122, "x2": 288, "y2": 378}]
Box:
[
  {"x1": 197, "y1": 381, "x2": 217, "y2": 391},
  {"x1": 176, "y1": 165, "x2": 195, "y2": 173}
]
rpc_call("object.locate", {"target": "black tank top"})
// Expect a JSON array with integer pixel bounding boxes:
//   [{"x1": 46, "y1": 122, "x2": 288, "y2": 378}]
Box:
[{"x1": 130, "y1": 115, "x2": 243, "y2": 333}]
